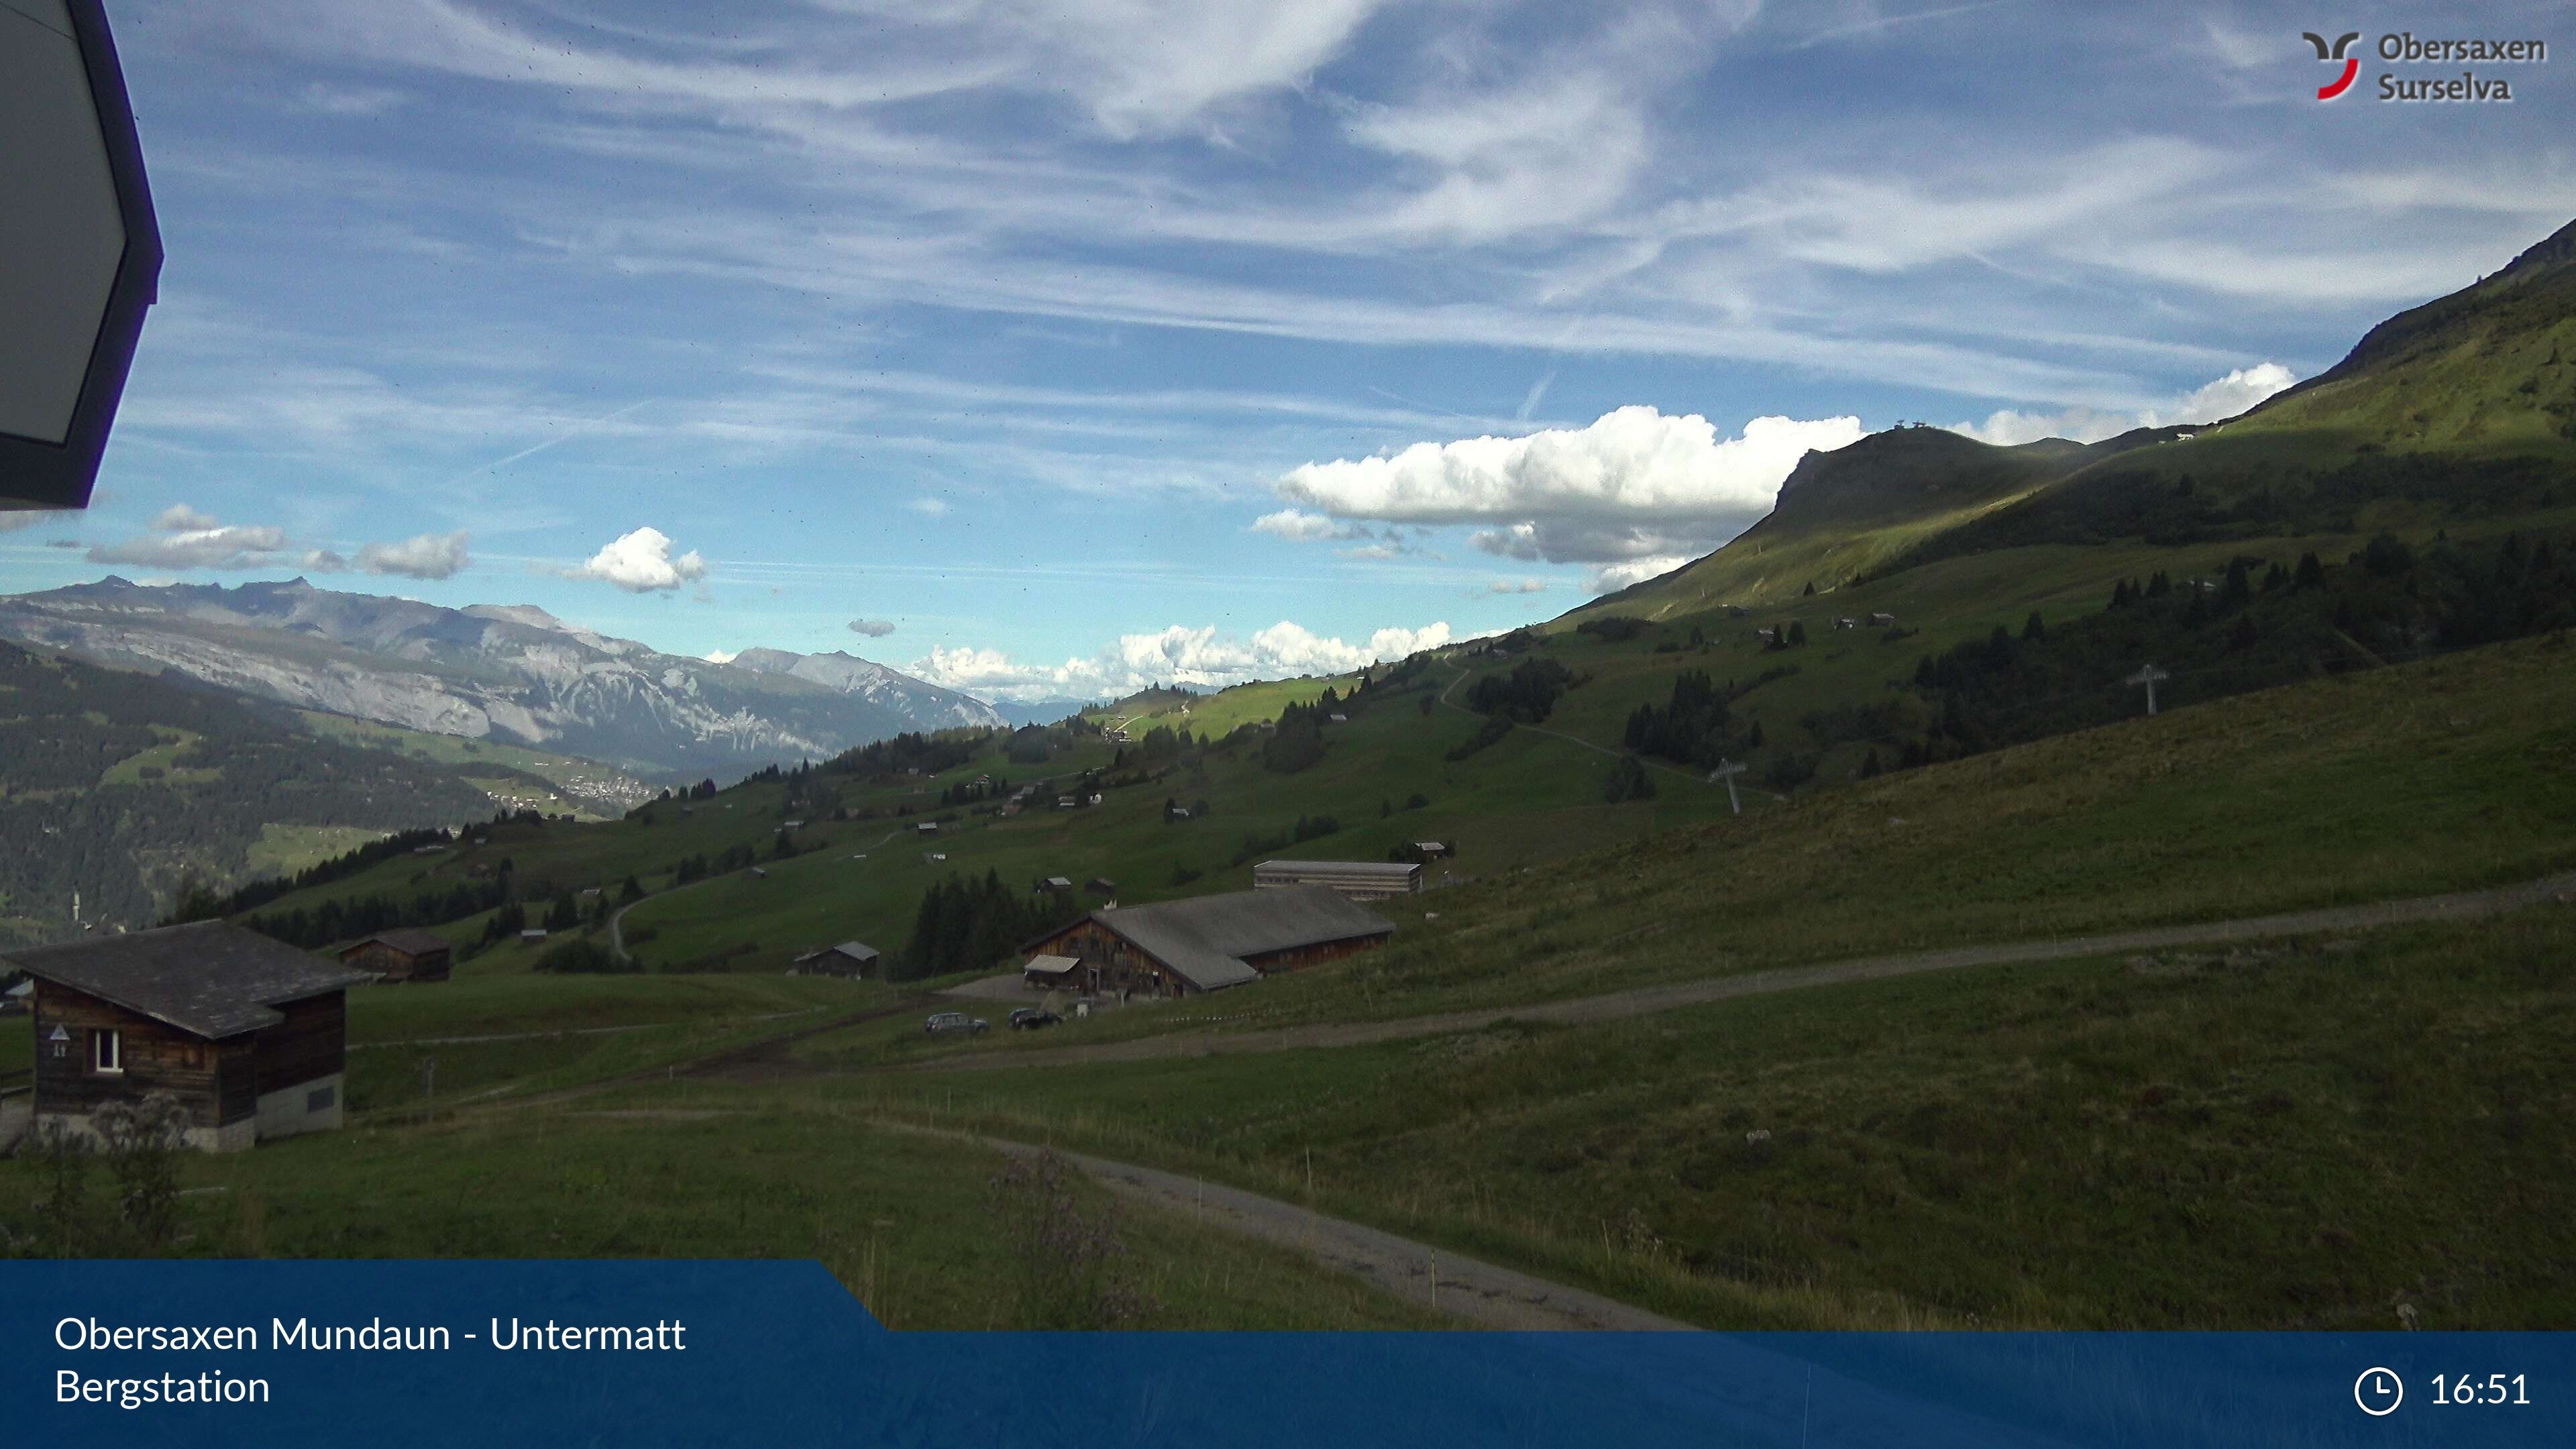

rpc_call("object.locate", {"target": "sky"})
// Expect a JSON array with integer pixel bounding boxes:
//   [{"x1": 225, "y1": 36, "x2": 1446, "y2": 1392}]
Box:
[{"x1": 4, "y1": 0, "x2": 2573, "y2": 702}]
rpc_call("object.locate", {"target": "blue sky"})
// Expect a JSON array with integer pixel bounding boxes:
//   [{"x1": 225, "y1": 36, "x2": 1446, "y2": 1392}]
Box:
[{"x1": 4, "y1": 0, "x2": 2573, "y2": 701}]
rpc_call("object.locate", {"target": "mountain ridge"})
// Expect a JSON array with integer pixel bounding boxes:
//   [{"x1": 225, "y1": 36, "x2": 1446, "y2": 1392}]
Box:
[{"x1": 0, "y1": 578, "x2": 1006, "y2": 781}]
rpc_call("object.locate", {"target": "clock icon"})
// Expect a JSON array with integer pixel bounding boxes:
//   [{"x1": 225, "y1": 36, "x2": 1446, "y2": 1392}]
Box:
[{"x1": 2355, "y1": 1366, "x2": 2405, "y2": 1417}]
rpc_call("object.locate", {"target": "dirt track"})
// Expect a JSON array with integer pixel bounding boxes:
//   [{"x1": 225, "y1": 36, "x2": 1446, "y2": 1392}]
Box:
[
  {"x1": 908, "y1": 869, "x2": 2576, "y2": 1075},
  {"x1": 885, "y1": 1124, "x2": 1694, "y2": 1330}
]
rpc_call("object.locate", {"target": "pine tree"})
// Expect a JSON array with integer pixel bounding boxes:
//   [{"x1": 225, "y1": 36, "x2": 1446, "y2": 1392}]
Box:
[
  {"x1": 1860, "y1": 749, "x2": 1882, "y2": 779},
  {"x1": 2022, "y1": 610, "x2": 2047, "y2": 642},
  {"x1": 2295, "y1": 551, "x2": 2326, "y2": 589}
]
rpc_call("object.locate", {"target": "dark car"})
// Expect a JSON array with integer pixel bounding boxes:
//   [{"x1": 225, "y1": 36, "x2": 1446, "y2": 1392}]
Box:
[
  {"x1": 925, "y1": 1011, "x2": 988, "y2": 1036},
  {"x1": 1008, "y1": 1008, "x2": 1062, "y2": 1031}
]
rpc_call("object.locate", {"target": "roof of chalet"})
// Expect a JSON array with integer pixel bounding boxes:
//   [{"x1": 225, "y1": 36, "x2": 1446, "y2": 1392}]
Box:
[
  {"x1": 3, "y1": 921, "x2": 373, "y2": 1040},
  {"x1": 1024, "y1": 885, "x2": 1393, "y2": 994},
  {"x1": 1023, "y1": 954, "x2": 1079, "y2": 976},
  {"x1": 349, "y1": 928, "x2": 453, "y2": 957},
  {"x1": 796, "y1": 940, "x2": 879, "y2": 963}
]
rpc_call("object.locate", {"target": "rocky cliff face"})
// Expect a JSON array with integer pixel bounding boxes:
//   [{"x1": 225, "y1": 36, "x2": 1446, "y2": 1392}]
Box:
[{"x1": 0, "y1": 578, "x2": 1004, "y2": 780}]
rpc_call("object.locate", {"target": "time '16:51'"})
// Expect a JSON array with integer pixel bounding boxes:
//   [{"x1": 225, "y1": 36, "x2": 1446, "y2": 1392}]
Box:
[{"x1": 2430, "y1": 1375, "x2": 2530, "y2": 1406}]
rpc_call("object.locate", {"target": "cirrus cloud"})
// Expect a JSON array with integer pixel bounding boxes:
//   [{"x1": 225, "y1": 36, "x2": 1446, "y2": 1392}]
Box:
[{"x1": 561, "y1": 527, "x2": 708, "y2": 592}]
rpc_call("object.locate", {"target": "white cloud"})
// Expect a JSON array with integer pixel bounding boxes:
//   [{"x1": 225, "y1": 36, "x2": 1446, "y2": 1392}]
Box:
[
  {"x1": 304, "y1": 549, "x2": 350, "y2": 572},
  {"x1": 905, "y1": 497, "x2": 951, "y2": 517},
  {"x1": 1278, "y1": 407, "x2": 1864, "y2": 564},
  {"x1": 89, "y1": 506, "x2": 289, "y2": 572},
  {"x1": 912, "y1": 616, "x2": 1454, "y2": 702},
  {"x1": 1485, "y1": 578, "x2": 1548, "y2": 594},
  {"x1": 0, "y1": 509, "x2": 76, "y2": 533},
  {"x1": 2163, "y1": 364, "x2": 2299, "y2": 424},
  {"x1": 358, "y1": 530, "x2": 472, "y2": 580},
  {"x1": 1951, "y1": 363, "x2": 2299, "y2": 445},
  {"x1": 702, "y1": 649, "x2": 740, "y2": 664},
  {"x1": 562, "y1": 527, "x2": 708, "y2": 592},
  {"x1": 1585, "y1": 555, "x2": 1694, "y2": 594},
  {"x1": 847, "y1": 617, "x2": 896, "y2": 637},
  {"x1": 1251, "y1": 508, "x2": 1361, "y2": 541}
]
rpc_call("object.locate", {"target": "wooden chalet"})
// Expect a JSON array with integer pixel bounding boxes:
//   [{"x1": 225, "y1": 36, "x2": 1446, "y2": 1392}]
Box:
[
  {"x1": 6, "y1": 921, "x2": 372, "y2": 1153},
  {"x1": 1018, "y1": 885, "x2": 1393, "y2": 999},
  {"x1": 337, "y1": 928, "x2": 453, "y2": 984},
  {"x1": 788, "y1": 941, "x2": 879, "y2": 978}
]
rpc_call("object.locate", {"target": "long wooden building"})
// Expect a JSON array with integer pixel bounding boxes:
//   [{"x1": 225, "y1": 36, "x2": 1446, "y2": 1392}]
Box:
[
  {"x1": 1020, "y1": 885, "x2": 1393, "y2": 998},
  {"x1": 1251, "y1": 859, "x2": 1423, "y2": 900},
  {"x1": 7, "y1": 921, "x2": 372, "y2": 1153}
]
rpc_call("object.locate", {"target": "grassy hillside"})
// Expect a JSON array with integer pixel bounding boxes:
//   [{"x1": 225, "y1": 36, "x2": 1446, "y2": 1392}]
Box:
[
  {"x1": 833, "y1": 905, "x2": 2575, "y2": 1330},
  {"x1": 0, "y1": 1083, "x2": 1446, "y2": 1330}
]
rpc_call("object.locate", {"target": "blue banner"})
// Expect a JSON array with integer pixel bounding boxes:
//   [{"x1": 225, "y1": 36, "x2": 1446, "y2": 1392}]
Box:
[{"x1": 5, "y1": 1260, "x2": 2564, "y2": 1446}]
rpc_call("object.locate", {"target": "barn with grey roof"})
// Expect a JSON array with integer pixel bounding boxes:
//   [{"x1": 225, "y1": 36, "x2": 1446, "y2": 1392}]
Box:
[{"x1": 1019, "y1": 885, "x2": 1394, "y2": 998}]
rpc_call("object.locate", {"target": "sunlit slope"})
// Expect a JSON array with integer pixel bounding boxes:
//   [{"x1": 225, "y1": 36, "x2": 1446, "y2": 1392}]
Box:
[
  {"x1": 1586, "y1": 214, "x2": 2576, "y2": 610},
  {"x1": 1888, "y1": 216, "x2": 2576, "y2": 567}
]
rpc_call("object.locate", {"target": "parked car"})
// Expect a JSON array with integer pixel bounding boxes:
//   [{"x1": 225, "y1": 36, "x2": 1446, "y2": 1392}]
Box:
[
  {"x1": 1008, "y1": 1008, "x2": 1062, "y2": 1031},
  {"x1": 924, "y1": 1011, "x2": 988, "y2": 1036}
]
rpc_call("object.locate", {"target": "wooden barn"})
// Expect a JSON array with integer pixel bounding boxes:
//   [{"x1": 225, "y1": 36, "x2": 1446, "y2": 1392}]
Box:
[
  {"x1": 788, "y1": 941, "x2": 879, "y2": 978},
  {"x1": 1019, "y1": 885, "x2": 1393, "y2": 999},
  {"x1": 1251, "y1": 859, "x2": 1423, "y2": 900},
  {"x1": 6, "y1": 921, "x2": 372, "y2": 1153},
  {"x1": 337, "y1": 928, "x2": 453, "y2": 983}
]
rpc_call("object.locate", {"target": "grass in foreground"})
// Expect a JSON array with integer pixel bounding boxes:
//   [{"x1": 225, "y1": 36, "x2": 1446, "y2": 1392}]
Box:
[
  {"x1": 827, "y1": 905, "x2": 2576, "y2": 1331},
  {"x1": 0, "y1": 1092, "x2": 1446, "y2": 1331}
]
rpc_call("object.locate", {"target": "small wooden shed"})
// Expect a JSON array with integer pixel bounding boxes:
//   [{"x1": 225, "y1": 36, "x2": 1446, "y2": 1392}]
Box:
[{"x1": 336, "y1": 928, "x2": 453, "y2": 984}]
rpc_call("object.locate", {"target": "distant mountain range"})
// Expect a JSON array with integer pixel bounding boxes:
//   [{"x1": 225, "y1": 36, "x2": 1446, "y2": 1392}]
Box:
[{"x1": 0, "y1": 579, "x2": 1006, "y2": 781}]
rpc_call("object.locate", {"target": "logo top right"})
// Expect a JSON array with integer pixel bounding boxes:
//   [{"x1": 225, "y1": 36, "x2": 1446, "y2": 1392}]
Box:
[
  {"x1": 2305, "y1": 30, "x2": 2361, "y2": 99},
  {"x1": 2306, "y1": 28, "x2": 2547, "y2": 103}
]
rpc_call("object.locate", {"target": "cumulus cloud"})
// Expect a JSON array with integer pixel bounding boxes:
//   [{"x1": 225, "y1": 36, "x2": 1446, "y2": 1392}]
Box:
[
  {"x1": 1951, "y1": 364, "x2": 2299, "y2": 445},
  {"x1": 357, "y1": 530, "x2": 472, "y2": 580},
  {"x1": 88, "y1": 506, "x2": 288, "y2": 572},
  {"x1": 911, "y1": 617, "x2": 1455, "y2": 702},
  {"x1": 847, "y1": 618, "x2": 896, "y2": 637},
  {"x1": 304, "y1": 549, "x2": 350, "y2": 572},
  {"x1": 1275, "y1": 407, "x2": 1865, "y2": 564},
  {"x1": 1, "y1": 509, "x2": 78, "y2": 534},
  {"x1": 702, "y1": 649, "x2": 739, "y2": 664},
  {"x1": 562, "y1": 527, "x2": 708, "y2": 592}
]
